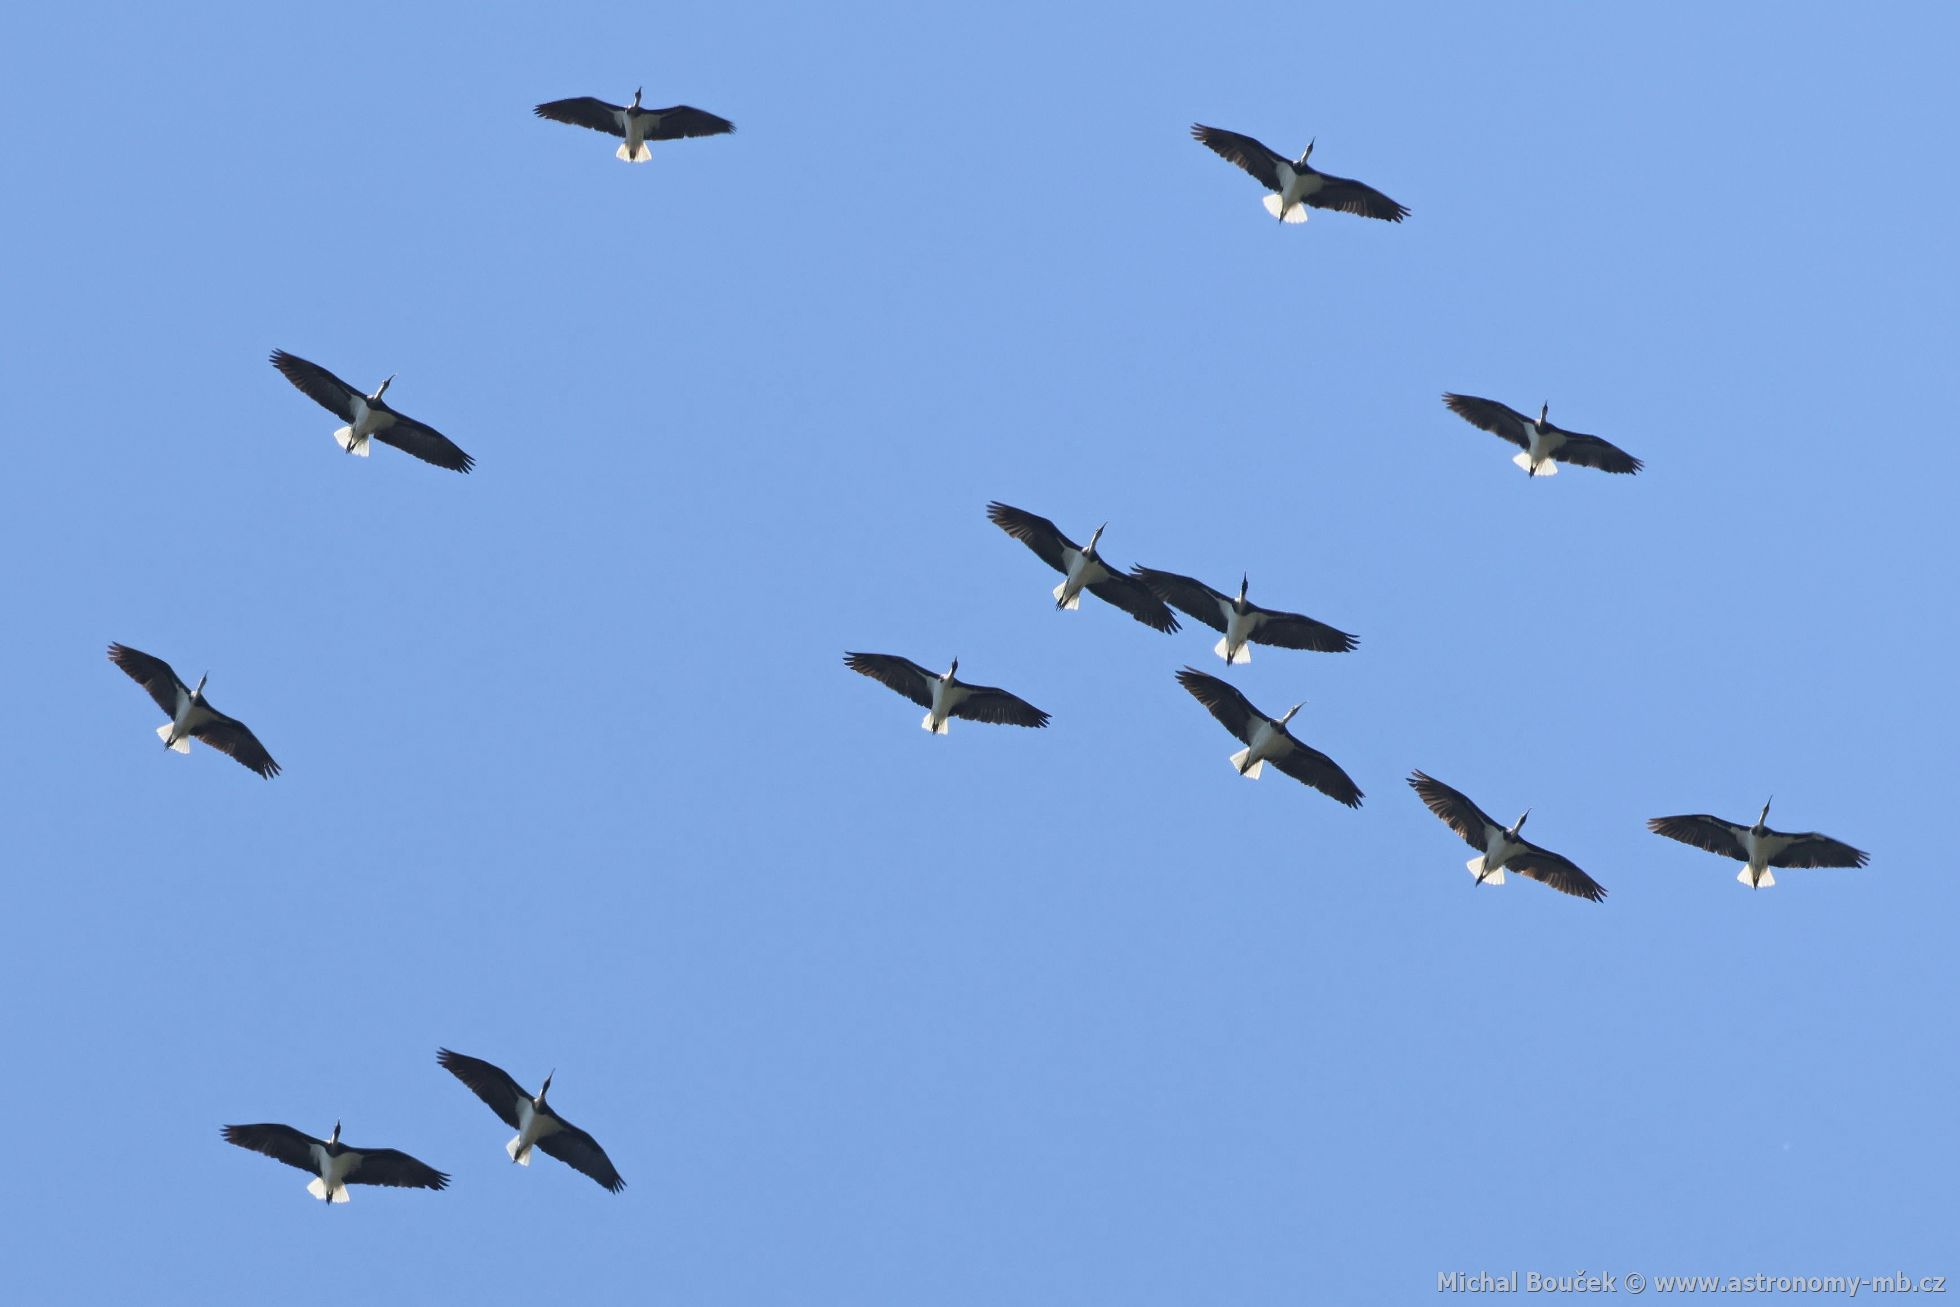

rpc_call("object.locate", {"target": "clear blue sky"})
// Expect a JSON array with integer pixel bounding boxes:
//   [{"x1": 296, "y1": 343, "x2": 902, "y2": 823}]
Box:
[{"x1": 4, "y1": 1, "x2": 1954, "y2": 1301}]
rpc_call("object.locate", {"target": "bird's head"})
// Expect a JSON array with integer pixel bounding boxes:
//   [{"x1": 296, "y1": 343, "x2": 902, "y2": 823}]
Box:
[
  {"x1": 193, "y1": 672, "x2": 208, "y2": 698},
  {"x1": 1298, "y1": 138, "x2": 1315, "y2": 165},
  {"x1": 1238, "y1": 573, "x2": 1250, "y2": 605},
  {"x1": 374, "y1": 375, "x2": 395, "y2": 401},
  {"x1": 1088, "y1": 523, "x2": 1107, "y2": 553},
  {"x1": 945, "y1": 658, "x2": 959, "y2": 680},
  {"x1": 633, "y1": 87, "x2": 644, "y2": 108},
  {"x1": 1758, "y1": 797, "x2": 1773, "y2": 828},
  {"x1": 1538, "y1": 402, "x2": 1549, "y2": 425},
  {"x1": 1279, "y1": 702, "x2": 1303, "y2": 726},
  {"x1": 1512, "y1": 808, "x2": 1531, "y2": 835},
  {"x1": 330, "y1": 1121, "x2": 342, "y2": 1144},
  {"x1": 538, "y1": 1071, "x2": 554, "y2": 1104}
]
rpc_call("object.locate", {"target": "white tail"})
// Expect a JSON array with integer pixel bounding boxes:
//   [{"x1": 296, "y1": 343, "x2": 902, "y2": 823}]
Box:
[
  {"x1": 1229, "y1": 748, "x2": 1264, "y2": 779},
  {"x1": 921, "y1": 713, "x2": 949, "y2": 735},
  {"x1": 306, "y1": 1177, "x2": 349, "y2": 1203},
  {"x1": 1467, "y1": 855, "x2": 1507, "y2": 886},
  {"x1": 1512, "y1": 450, "x2": 1556, "y2": 476},
  {"x1": 156, "y1": 723, "x2": 191, "y2": 753},
  {"x1": 1263, "y1": 194, "x2": 1309, "y2": 223},
  {"x1": 1739, "y1": 866, "x2": 1774, "y2": 889},
  {"x1": 333, "y1": 426, "x2": 372, "y2": 457},
  {"x1": 507, "y1": 1136, "x2": 534, "y2": 1165},
  {"x1": 1213, "y1": 636, "x2": 1251, "y2": 665},
  {"x1": 1051, "y1": 581, "x2": 1082, "y2": 610},
  {"x1": 617, "y1": 142, "x2": 654, "y2": 163}
]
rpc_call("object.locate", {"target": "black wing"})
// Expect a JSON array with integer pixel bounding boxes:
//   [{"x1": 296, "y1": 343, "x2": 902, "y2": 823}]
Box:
[
  {"x1": 1647, "y1": 814, "x2": 1750, "y2": 861},
  {"x1": 534, "y1": 96, "x2": 627, "y2": 137},
  {"x1": 373, "y1": 413, "x2": 475, "y2": 474},
  {"x1": 271, "y1": 350, "x2": 362, "y2": 422},
  {"x1": 1083, "y1": 574, "x2": 1180, "y2": 633},
  {"x1": 640, "y1": 105, "x2": 735, "y2": 140},
  {"x1": 985, "y1": 501, "x2": 1074, "y2": 573},
  {"x1": 1174, "y1": 666, "x2": 1260, "y2": 744},
  {"x1": 1407, "y1": 771, "x2": 1498, "y2": 850},
  {"x1": 346, "y1": 1147, "x2": 449, "y2": 1191},
  {"x1": 1270, "y1": 740, "x2": 1364, "y2": 807},
  {"x1": 949, "y1": 683, "x2": 1050, "y2": 728},
  {"x1": 1305, "y1": 171, "x2": 1409, "y2": 222},
  {"x1": 222, "y1": 1123, "x2": 321, "y2": 1175},
  {"x1": 1248, "y1": 606, "x2": 1357, "y2": 654},
  {"x1": 1132, "y1": 567, "x2": 1231, "y2": 634},
  {"x1": 1551, "y1": 432, "x2": 1643, "y2": 476},
  {"x1": 1510, "y1": 843, "x2": 1608, "y2": 902},
  {"x1": 1190, "y1": 124, "x2": 1286, "y2": 191},
  {"x1": 844, "y1": 652, "x2": 936, "y2": 709},
  {"x1": 107, "y1": 642, "x2": 184, "y2": 718},
  {"x1": 191, "y1": 708, "x2": 280, "y2": 778},
  {"x1": 1768, "y1": 831, "x2": 1870, "y2": 870},
  {"x1": 1441, "y1": 393, "x2": 1531, "y2": 450},
  {"x1": 536, "y1": 1120, "x2": 627, "y2": 1193},
  {"x1": 437, "y1": 1048, "x2": 526, "y2": 1130}
]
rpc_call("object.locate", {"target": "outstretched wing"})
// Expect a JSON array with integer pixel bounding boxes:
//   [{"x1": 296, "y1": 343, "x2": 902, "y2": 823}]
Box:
[
  {"x1": 640, "y1": 105, "x2": 735, "y2": 140},
  {"x1": 191, "y1": 707, "x2": 280, "y2": 778},
  {"x1": 536, "y1": 1119, "x2": 627, "y2": 1193},
  {"x1": 1647, "y1": 814, "x2": 1749, "y2": 861},
  {"x1": 437, "y1": 1048, "x2": 526, "y2": 1130},
  {"x1": 844, "y1": 652, "x2": 936, "y2": 709},
  {"x1": 1190, "y1": 124, "x2": 1286, "y2": 191},
  {"x1": 949, "y1": 684, "x2": 1050, "y2": 728},
  {"x1": 1511, "y1": 844, "x2": 1608, "y2": 902},
  {"x1": 346, "y1": 1147, "x2": 449, "y2": 1191},
  {"x1": 1249, "y1": 606, "x2": 1357, "y2": 654},
  {"x1": 1441, "y1": 393, "x2": 1531, "y2": 450},
  {"x1": 1768, "y1": 832, "x2": 1869, "y2": 870},
  {"x1": 534, "y1": 97, "x2": 627, "y2": 137},
  {"x1": 1132, "y1": 567, "x2": 1231, "y2": 634},
  {"x1": 1305, "y1": 171, "x2": 1409, "y2": 222},
  {"x1": 1084, "y1": 574, "x2": 1180, "y2": 633},
  {"x1": 221, "y1": 1123, "x2": 320, "y2": 1175},
  {"x1": 373, "y1": 414, "x2": 475, "y2": 474},
  {"x1": 271, "y1": 350, "x2": 363, "y2": 422},
  {"x1": 985, "y1": 501, "x2": 1074, "y2": 573},
  {"x1": 1271, "y1": 741, "x2": 1364, "y2": 807},
  {"x1": 1407, "y1": 771, "x2": 1498, "y2": 850},
  {"x1": 108, "y1": 642, "x2": 185, "y2": 718},
  {"x1": 1552, "y1": 432, "x2": 1643, "y2": 476},
  {"x1": 1174, "y1": 666, "x2": 1260, "y2": 745}
]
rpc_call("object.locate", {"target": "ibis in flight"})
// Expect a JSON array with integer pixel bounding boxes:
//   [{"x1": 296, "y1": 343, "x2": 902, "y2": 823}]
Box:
[
  {"x1": 438, "y1": 1049, "x2": 626, "y2": 1193},
  {"x1": 107, "y1": 643, "x2": 279, "y2": 778},
  {"x1": 1132, "y1": 568, "x2": 1355, "y2": 664},
  {"x1": 220, "y1": 1122, "x2": 448, "y2": 1204},
  {"x1": 1648, "y1": 800, "x2": 1869, "y2": 889},
  {"x1": 270, "y1": 350, "x2": 474, "y2": 473},
  {"x1": 844, "y1": 653, "x2": 1050, "y2": 735},
  {"x1": 534, "y1": 88, "x2": 734, "y2": 162},
  {"x1": 1441, "y1": 393, "x2": 1642, "y2": 478},
  {"x1": 985, "y1": 502, "x2": 1178, "y2": 633},
  {"x1": 1174, "y1": 667, "x2": 1361, "y2": 806},
  {"x1": 1190, "y1": 124, "x2": 1408, "y2": 224},
  {"x1": 1408, "y1": 771, "x2": 1607, "y2": 902}
]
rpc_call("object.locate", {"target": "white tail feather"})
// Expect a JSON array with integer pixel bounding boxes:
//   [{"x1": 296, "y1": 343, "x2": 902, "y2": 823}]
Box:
[
  {"x1": 1051, "y1": 581, "x2": 1082, "y2": 610},
  {"x1": 1214, "y1": 636, "x2": 1251, "y2": 664},
  {"x1": 922, "y1": 713, "x2": 949, "y2": 735},
  {"x1": 1229, "y1": 748, "x2": 1264, "y2": 779},
  {"x1": 507, "y1": 1136, "x2": 534, "y2": 1165},
  {"x1": 156, "y1": 723, "x2": 191, "y2": 753},
  {"x1": 1467, "y1": 855, "x2": 1507, "y2": 885},
  {"x1": 1512, "y1": 450, "x2": 1557, "y2": 476},
  {"x1": 1740, "y1": 866, "x2": 1774, "y2": 889},
  {"x1": 1263, "y1": 194, "x2": 1309, "y2": 223},
  {"x1": 333, "y1": 426, "x2": 371, "y2": 457},
  {"x1": 307, "y1": 1177, "x2": 349, "y2": 1203},
  {"x1": 617, "y1": 142, "x2": 654, "y2": 163}
]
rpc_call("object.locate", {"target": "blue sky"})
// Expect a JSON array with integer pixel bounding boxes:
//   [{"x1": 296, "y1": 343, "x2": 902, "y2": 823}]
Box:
[{"x1": 4, "y1": 1, "x2": 1955, "y2": 1301}]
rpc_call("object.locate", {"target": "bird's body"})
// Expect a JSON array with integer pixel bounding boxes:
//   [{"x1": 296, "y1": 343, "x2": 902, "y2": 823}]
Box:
[
  {"x1": 1441, "y1": 393, "x2": 1641, "y2": 477},
  {"x1": 985, "y1": 503, "x2": 1177, "y2": 632},
  {"x1": 107, "y1": 643, "x2": 279, "y2": 777},
  {"x1": 1408, "y1": 771, "x2": 1606, "y2": 901},
  {"x1": 1648, "y1": 801, "x2": 1868, "y2": 889},
  {"x1": 844, "y1": 653, "x2": 1049, "y2": 735},
  {"x1": 437, "y1": 1049, "x2": 626, "y2": 1191},
  {"x1": 221, "y1": 1122, "x2": 447, "y2": 1203},
  {"x1": 534, "y1": 88, "x2": 734, "y2": 163},
  {"x1": 1174, "y1": 667, "x2": 1361, "y2": 806},
  {"x1": 1190, "y1": 124, "x2": 1408, "y2": 224},
  {"x1": 1133, "y1": 569, "x2": 1354, "y2": 664},
  {"x1": 271, "y1": 350, "x2": 473, "y2": 473}
]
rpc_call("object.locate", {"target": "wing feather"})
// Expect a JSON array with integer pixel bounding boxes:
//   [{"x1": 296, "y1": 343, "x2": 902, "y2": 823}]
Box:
[
  {"x1": 1647, "y1": 814, "x2": 1750, "y2": 861},
  {"x1": 270, "y1": 350, "x2": 362, "y2": 422},
  {"x1": 191, "y1": 708, "x2": 280, "y2": 778},
  {"x1": 1552, "y1": 432, "x2": 1643, "y2": 475},
  {"x1": 1132, "y1": 567, "x2": 1231, "y2": 634},
  {"x1": 534, "y1": 96, "x2": 627, "y2": 137},
  {"x1": 373, "y1": 414, "x2": 475, "y2": 474},
  {"x1": 949, "y1": 685, "x2": 1050, "y2": 728},
  {"x1": 535, "y1": 1122, "x2": 627, "y2": 1192},
  {"x1": 1407, "y1": 771, "x2": 1498, "y2": 849},
  {"x1": 1510, "y1": 845, "x2": 1608, "y2": 901},
  {"x1": 1306, "y1": 173, "x2": 1409, "y2": 222},
  {"x1": 844, "y1": 652, "x2": 936, "y2": 709},
  {"x1": 221, "y1": 1123, "x2": 321, "y2": 1174},
  {"x1": 437, "y1": 1048, "x2": 526, "y2": 1130},
  {"x1": 107, "y1": 642, "x2": 185, "y2": 718},
  {"x1": 1083, "y1": 574, "x2": 1180, "y2": 633},
  {"x1": 1768, "y1": 833, "x2": 1869, "y2": 869},
  {"x1": 1271, "y1": 741, "x2": 1364, "y2": 807},
  {"x1": 1174, "y1": 666, "x2": 1259, "y2": 744},
  {"x1": 1190, "y1": 124, "x2": 1286, "y2": 191},
  {"x1": 1442, "y1": 393, "x2": 1531, "y2": 450},
  {"x1": 639, "y1": 105, "x2": 735, "y2": 140}
]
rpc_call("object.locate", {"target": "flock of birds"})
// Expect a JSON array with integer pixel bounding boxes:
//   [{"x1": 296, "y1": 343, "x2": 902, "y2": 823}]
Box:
[{"x1": 99, "y1": 89, "x2": 1870, "y2": 1204}]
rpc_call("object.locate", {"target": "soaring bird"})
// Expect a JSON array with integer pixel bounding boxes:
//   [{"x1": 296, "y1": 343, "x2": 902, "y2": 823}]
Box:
[
  {"x1": 271, "y1": 350, "x2": 474, "y2": 473},
  {"x1": 437, "y1": 1049, "x2": 625, "y2": 1193},
  {"x1": 1408, "y1": 771, "x2": 1607, "y2": 901},
  {"x1": 221, "y1": 1122, "x2": 448, "y2": 1204},
  {"x1": 107, "y1": 643, "x2": 279, "y2": 778},
  {"x1": 985, "y1": 503, "x2": 1178, "y2": 633},
  {"x1": 1441, "y1": 393, "x2": 1641, "y2": 478},
  {"x1": 1648, "y1": 800, "x2": 1868, "y2": 889},
  {"x1": 1174, "y1": 667, "x2": 1361, "y2": 806},
  {"x1": 1190, "y1": 124, "x2": 1408, "y2": 224},
  {"x1": 844, "y1": 653, "x2": 1049, "y2": 734},
  {"x1": 534, "y1": 88, "x2": 734, "y2": 163},
  {"x1": 1132, "y1": 569, "x2": 1355, "y2": 664}
]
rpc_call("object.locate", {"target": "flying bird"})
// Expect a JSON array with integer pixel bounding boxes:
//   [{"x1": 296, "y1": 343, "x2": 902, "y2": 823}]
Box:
[
  {"x1": 534, "y1": 88, "x2": 734, "y2": 162},
  {"x1": 1407, "y1": 771, "x2": 1607, "y2": 901},
  {"x1": 1441, "y1": 393, "x2": 1642, "y2": 478},
  {"x1": 1190, "y1": 124, "x2": 1408, "y2": 224},
  {"x1": 844, "y1": 653, "x2": 1049, "y2": 734},
  {"x1": 107, "y1": 643, "x2": 279, "y2": 778},
  {"x1": 1174, "y1": 667, "x2": 1362, "y2": 806},
  {"x1": 437, "y1": 1049, "x2": 625, "y2": 1193},
  {"x1": 985, "y1": 503, "x2": 1178, "y2": 633},
  {"x1": 220, "y1": 1122, "x2": 448, "y2": 1204},
  {"x1": 1648, "y1": 800, "x2": 1868, "y2": 889},
  {"x1": 271, "y1": 350, "x2": 474, "y2": 473},
  {"x1": 1132, "y1": 569, "x2": 1355, "y2": 664}
]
